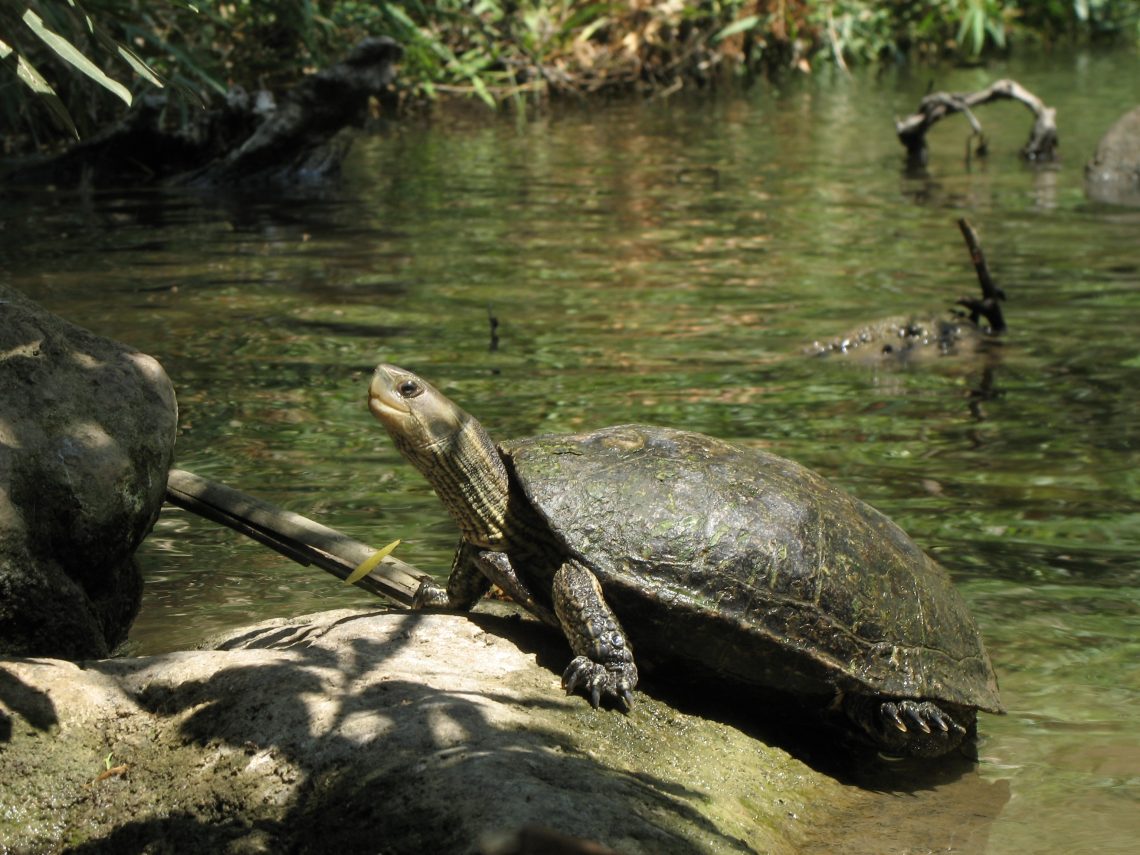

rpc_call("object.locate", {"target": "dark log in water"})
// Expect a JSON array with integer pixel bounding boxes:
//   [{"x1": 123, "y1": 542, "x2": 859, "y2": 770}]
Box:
[{"x1": 3, "y1": 38, "x2": 402, "y2": 188}]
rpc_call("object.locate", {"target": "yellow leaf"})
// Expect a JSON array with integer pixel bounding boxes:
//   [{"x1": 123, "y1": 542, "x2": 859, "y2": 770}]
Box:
[{"x1": 344, "y1": 540, "x2": 402, "y2": 586}]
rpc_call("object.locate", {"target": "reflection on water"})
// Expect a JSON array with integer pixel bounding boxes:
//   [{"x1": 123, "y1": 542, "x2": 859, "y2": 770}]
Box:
[{"x1": 4, "y1": 49, "x2": 1138, "y2": 854}]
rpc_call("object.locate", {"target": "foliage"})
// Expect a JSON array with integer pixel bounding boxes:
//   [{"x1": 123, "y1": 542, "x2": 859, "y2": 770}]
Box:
[
  {"x1": 811, "y1": 0, "x2": 1138, "y2": 66},
  {"x1": 2, "y1": 0, "x2": 1138, "y2": 152},
  {"x1": 0, "y1": 0, "x2": 172, "y2": 145},
  {"x1": 955, "y1": 1, "x2": 1011, "y2": 57}
]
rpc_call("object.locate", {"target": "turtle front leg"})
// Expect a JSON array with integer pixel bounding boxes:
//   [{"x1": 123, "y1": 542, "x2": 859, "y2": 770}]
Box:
[
  {"x1": 552, "y1": 560, "x2": 638, "y2": 710},
  {"x1": 474, "y1": 551, "x2": 560, "y2": 627},
  {"x1": 413, "y1": 540, "x2": 491, "y2": 610}
]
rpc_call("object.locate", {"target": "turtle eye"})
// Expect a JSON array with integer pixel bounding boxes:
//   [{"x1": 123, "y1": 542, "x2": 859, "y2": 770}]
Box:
[{"x1": 397, "y1": 379, "x2": 423, "y2": 399}]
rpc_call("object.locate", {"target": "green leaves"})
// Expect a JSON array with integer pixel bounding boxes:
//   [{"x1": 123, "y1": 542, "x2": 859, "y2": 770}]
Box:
[
  {"x1": 22, "y1": 8, "x2": 133, "y2": 106},
  {"x1": 1, "y1": 1, "x2": 169, "y2": 139},
  {"x1": 713, "y1": 14, "x2": 760, "y2": 43},
  {"x1": 1, "y1": 28, "x2": 80, "y2": 137},
  {"x1": 0, "y1": 34, "x2": 51, "y2": 96},
  {"x1": 956, "y1": 0, "x2": 1008, "y2": 57},
  {"x1": 5, "y1": 1, "x2": 1138, "y2": 148}
]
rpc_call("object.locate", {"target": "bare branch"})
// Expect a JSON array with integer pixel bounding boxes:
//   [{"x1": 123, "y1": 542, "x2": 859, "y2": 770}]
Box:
[
  {"x1": 896, "y1": 79, "x2": 1058, "y2": 165},
  {"x1": 956, "y1": 218, "x2": 1006, "y2": 334}
]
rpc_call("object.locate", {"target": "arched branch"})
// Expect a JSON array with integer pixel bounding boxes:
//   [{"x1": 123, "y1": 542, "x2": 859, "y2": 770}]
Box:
[{"x1": 896, "y1": 79, "x2": 1058, "y2": 165}]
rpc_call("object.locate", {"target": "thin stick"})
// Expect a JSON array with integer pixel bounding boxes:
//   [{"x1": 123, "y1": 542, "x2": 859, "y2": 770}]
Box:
[
  {"x1": 956, "y1": 219, "x2": 1006, "y2": 333},
  {"x1": 165, "y1": 469, "x2": 424, "y2": 607},
  {"x1": 488, "y1": 304, "x2": 500, "y2": 352}
]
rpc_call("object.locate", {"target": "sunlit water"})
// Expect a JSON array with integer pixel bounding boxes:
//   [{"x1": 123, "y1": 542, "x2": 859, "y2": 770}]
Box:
[{"x1": 4, "y1": 49, "x2": 1137, "y2": 853}]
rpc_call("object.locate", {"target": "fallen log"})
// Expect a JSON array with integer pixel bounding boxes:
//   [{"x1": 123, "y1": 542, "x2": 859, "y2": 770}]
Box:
[
  {"x1": 3, "y1": 38, "x2": 402, "y2": 188},
  {"x1": 164, "y1": 468, "x2": 424, "y2": 607},
  {"x1": 895, "y1": 79, "x2": 1058, "y2": 166}
]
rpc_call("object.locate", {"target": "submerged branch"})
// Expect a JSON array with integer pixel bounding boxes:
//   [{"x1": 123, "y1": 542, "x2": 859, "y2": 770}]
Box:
[
  {"x1": 896, "y1": 79, "x2": 1058, "y2": 165},
  {"x1": 956, "y1": 218, "x2": 1006, "y2": 334}
]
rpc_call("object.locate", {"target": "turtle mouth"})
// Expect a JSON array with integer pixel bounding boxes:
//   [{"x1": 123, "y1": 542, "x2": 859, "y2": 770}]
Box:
[
  {"x1": 368, "y1": 365, "x2": 412, "y2": 423},
  {"x1": 367, "y1": 392, "x2": 406, "y2": 423}
]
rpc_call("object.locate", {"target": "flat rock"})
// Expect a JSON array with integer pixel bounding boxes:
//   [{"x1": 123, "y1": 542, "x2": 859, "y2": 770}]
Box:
[{"x1": 0, "y1": 607, "x2": 857, "y2": 854}]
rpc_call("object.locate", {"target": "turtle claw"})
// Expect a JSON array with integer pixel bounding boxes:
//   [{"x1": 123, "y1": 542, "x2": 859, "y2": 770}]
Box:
[
  {"x1": 845, "y1": 694, "x2": 977, "y2": 756},
  {"x1": 562, "y1": 656, "x2": 637, "y2": 711},
  {"x1": 590, "y1": 683, "x2": 604, "y2": 710},
  {"x1": 928, "y1": 708, "x2": 953, "y2": 733},
  {"x1": 881, "y1": 700, "x2": 964, "y2": 738},
  {"x1": 883, "y1": 703, "x2": 908, "y2": 732},
  {"x1": 907, "y1": 708, "x2": 933, "y2": 734}
]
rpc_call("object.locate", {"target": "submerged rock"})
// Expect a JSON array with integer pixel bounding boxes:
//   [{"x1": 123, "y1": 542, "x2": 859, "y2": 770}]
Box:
[
  {"x1": 805, "y1": 313, "x2": 1001, "y2": 363},
  {"x1": 0, "y1": 285, "x2": 176, "y2": 658},
  {"x1": 1086, "y1": 106, "x2": 1140, "y2": 207},
  {"x1": 806, "y1": 220, "x2": 1006, "y2": 364},
  {"x1": 0, "y1": 607, "x2": 855, "y2": 854}
]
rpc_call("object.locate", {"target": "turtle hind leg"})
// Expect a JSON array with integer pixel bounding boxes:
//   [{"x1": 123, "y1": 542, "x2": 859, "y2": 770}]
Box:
[
  {"x1": 553, "y1": 560, "x2": 638, "y2": 710},
  {"x1": 843, "y1": 694, "x2": 975, "y2": 758}
]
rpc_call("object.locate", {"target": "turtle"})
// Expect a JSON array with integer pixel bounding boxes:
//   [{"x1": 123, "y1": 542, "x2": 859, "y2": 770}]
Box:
[{"x1": 368, "y1": 364, "x2": 1002, "y2": 757}]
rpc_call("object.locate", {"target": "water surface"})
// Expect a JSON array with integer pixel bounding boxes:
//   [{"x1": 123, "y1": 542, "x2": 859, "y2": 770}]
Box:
[{"x1": 4, "y1": 48, "x2": 1138, "y2": 854}]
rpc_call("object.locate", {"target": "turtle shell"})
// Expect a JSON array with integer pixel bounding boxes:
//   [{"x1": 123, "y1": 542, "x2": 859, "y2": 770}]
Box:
[{"x1": 500, "y1": 425, "x2": 1001, "y2": 713}]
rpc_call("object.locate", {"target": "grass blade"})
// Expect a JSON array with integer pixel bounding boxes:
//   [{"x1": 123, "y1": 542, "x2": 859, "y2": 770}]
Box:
[{"x1": 22, "y1": 8, "x2": 132, "y2": 106}]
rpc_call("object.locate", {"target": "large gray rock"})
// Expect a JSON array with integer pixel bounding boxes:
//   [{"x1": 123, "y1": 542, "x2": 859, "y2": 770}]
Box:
[
  {"x1": 0, "y1": 285, "x2": 177, "y2": 658},
  {"x1": 0, "y1": 607, "x2": 859, "y2": 854},
  {"x1": 1086, "y1": 106, "x2": 1140, "y2": 206}
]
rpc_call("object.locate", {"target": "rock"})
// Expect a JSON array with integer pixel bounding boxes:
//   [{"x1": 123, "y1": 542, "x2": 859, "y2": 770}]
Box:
[
  {"x1": 0, "y1": 607, "x2": 858, "y2": 853},
  {"x1": 805, "y1": 313, "x2": 996, "y2": 362},
  {"x1": 0, "y1": 285, "x2": 176, "y2": 658},
  {"x1": 804, "y1": 294, "x2": 1006, "y2": 365},
  {"x1": 1086, "y1": 106, "x2": 1140, "y2": 206}
]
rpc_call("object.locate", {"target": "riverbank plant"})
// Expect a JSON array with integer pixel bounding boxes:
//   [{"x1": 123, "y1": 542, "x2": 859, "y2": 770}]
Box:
[{"x1": 3, "y1": 1, "x2": 1138, "y2": 149}]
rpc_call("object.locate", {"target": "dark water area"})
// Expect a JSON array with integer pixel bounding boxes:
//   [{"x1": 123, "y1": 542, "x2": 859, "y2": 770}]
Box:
[{"x1": 4, "y1": 49, "x2": 1138, "y2": 853}]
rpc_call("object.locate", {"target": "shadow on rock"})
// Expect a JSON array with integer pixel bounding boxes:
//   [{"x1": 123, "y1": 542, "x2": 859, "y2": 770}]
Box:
[
  {"x1": 637, "y1": 666, "x2": 1011, "y2": 855},
  {"x1": 86, "y1": 609, "x2": 771, "y2": 853},
  {"x1": 62, "y1": 811, "x2": 262, "y2": 855},
  {"x1": 0, "y1": 664, "x2": 58, "y2": 740}
]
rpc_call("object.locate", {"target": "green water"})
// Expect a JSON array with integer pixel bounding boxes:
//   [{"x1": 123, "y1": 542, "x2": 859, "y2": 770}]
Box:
[{"x1": 5, "y1": 49, "x2": 1138, "y2": 853}]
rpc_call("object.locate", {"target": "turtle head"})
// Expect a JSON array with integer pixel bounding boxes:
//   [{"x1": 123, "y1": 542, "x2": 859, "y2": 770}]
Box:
[
  {"x1": 369, "y1": 364, "x2": 469, "y2": 457},
  {"x1": 368, "y1": 364, "x2": 511, "y2": 547}
]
